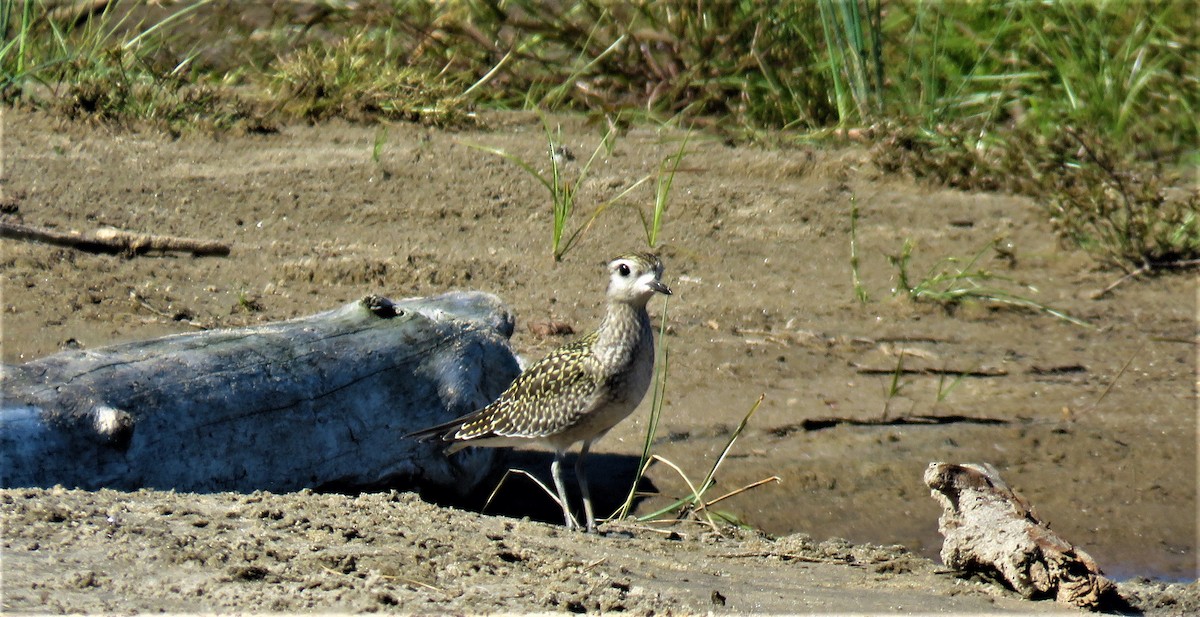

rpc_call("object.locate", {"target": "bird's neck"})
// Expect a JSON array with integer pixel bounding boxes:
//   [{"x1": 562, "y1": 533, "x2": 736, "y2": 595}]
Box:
[{"x1": 594, "y1": 300, "x2": 652, "y2": 368}]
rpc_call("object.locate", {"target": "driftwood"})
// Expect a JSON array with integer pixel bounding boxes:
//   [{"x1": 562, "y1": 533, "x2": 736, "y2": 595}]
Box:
[
  {"x1": 0, "y1": 221, "x2": 231, "y2": 256},
  {"x1": 924, "y1": 462, "x2": 1120, "y2": 610},
  {"x1": 0, "y1": 292, "x2": 521, "y2": 496}
]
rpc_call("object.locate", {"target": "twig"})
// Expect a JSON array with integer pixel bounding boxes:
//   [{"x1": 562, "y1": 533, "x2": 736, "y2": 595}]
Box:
[
  {"x1": 1080, "y1": 342, "x2": 1146, "y2": 416},
  {"x1": 715, "y1": 551, "x2": 847, "y2": 565},
  {"x1": 320, "y1": 564, "x2": 444, "y2": 592},
  {"x1": 1089, "y1": 264, "x2": 1151, "y2": 300},
  {"x1": 702, "y1": 476, "x2": 781, "y2": 508},
  {"x1": 130, "y1": 291, "x2": 209, "y2": 330},
  {"x1": 1, "y1": 221, "x2": 231, "y2": 257},
  {"x1": 580, "y1": 557, "x2": 607, "y2": 573},
  {"x1": 1090, "y1": 258, "x2": 1200, "y2": 300}
]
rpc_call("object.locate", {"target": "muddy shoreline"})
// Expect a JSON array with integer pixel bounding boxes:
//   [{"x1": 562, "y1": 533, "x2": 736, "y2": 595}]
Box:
[{"x1": 1, "y1": 108, "x2": 1196, "y2": 611}]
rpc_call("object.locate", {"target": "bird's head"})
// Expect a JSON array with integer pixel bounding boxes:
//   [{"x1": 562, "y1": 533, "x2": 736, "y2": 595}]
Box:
[{"x1": 606, "y1": 252, "x2": 671, "y2": 305}]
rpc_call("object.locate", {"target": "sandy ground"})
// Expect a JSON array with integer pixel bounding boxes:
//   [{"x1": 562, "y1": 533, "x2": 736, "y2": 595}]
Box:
[
  {"x1": 8, "y1": 485, "x2": 1193, "y2": 615},
  {"x1": 1, "y1": 107, "x2": 1197, "y2": 612}
]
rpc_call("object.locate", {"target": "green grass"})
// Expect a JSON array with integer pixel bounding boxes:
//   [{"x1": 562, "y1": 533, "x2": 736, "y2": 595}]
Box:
[
  {"x1": 1, "y1": 0, "x2": 208, "y2": 89},
  {"x1": 888, "y1": 238, "x2": 1091, "y2": 328},
  {"x1": 818, "y1": 0, "x2": 884, "y2": 124},
  {"x1": 848, "y1": 194, "x2": 869, "y2": 303},
  {"x1": 468, "y1": 115, "x2": 651, "y2": 262},
  {"x1": 615, "y1": 296, "x2": 672, "y2": 521},
  {"x1": 469, "y1": 114, "x2": 689, "y2": 262},
  {"x1": 879, "y1": 350, "x2": 908, "y2": 421},
  {"x1": 1042, "y1": 131, "x2": 1200, "y2": 277},
  {"x1": 613, "y1": 300, "x2": 776, "y2": 531},
  {"x1": 642, "y1": 132, "x2": 690, "y2": 249},
  {"x1": 5, "y1": 1, "x2": 1194, "y2": 157},
  {"x1": 874, "y1": 123, "x2": 1200, "y2": 277},
  {"x1": 630, "y1": 394, "x2": 774, "y2": 531},
  {"x1": 883, "y1": 1, "x2": 1196, "y2": 155},
  {"x1": 935, "y1": 369, "x2": 968, "y2": 406},
  {"x1": 0, "y1": 0, "x2": 243, "y2": 132}
]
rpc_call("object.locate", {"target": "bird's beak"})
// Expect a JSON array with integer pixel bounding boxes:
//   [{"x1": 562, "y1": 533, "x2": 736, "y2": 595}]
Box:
[{"x1": 649, "y1": 281, "x2": 672, "y2": 295}]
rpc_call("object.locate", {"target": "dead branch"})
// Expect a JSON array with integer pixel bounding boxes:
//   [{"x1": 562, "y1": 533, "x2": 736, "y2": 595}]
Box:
[{"x1": 0, "y1": 221, "x2": 231, "y2": 257}]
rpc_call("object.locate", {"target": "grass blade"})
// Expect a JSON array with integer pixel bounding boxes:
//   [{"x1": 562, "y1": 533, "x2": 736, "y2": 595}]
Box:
[{"x1": 615, "y1": 295, "x2": 670, "y2": 520}]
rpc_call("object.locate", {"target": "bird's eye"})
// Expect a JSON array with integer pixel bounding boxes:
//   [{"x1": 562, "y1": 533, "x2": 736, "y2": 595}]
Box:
[{"x1": 617, "y1": 263, "x2": 631, "y2": 277}]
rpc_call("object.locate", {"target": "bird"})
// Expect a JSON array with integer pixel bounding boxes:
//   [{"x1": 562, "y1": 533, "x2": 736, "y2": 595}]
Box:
[{"x1": 406, "y1": 252, "x2": 671, "y2": 532}]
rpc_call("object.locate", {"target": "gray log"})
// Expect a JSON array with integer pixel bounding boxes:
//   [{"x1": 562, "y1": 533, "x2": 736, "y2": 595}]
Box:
[
  {"x1": 924, "y1": 462, "x2": 1119, "y2": 610},
  {"x1": 0, "y1": 292, "x2": 521, "y2": 495}
]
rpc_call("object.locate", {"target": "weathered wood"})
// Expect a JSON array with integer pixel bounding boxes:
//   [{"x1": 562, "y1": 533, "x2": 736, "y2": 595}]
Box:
[
  {"x1": 924, "y1": 462, "x2": 1120, "y2": 610},
  {"x1": 0, "y1": 292, "x2": 521, "y2": 496}
]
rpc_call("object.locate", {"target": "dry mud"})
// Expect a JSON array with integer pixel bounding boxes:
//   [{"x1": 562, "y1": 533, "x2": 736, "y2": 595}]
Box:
[{"x1": 1, "y1": 108, "x2": 1196, "y2": 613}]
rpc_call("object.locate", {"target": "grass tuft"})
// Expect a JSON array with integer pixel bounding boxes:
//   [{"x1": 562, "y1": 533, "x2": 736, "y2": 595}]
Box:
[
  {"x1": 874, "y1": 122, "x2": 1200, "y2": 277},
  {"x1": 817, "y1": 0, "x2": 884, "y2": 124},
  {"x1": 468, "y1": 115, "x2": 650, "y2": 262},
  {"x1": 48, "y1": 48, "x2": 260, "y2": 134},
  {"x1": 848, "y1": 194, "x2": 869, "y2": 303},
  {"x1": 4, "y1": 1, "x2": 1194, "y2": 162},
  {"x1": 627, "y1": 394, "x2": 776, "y2": 531},
  {"x1": 266, "y1": 33, "x2": 468, "y2": 125},
  {"x1": 1042, "y1": 130, "x2": 1200, "y2": 276},
  {"x1": 888, "y1": 238, "x2": 1091, "y2": 328}
]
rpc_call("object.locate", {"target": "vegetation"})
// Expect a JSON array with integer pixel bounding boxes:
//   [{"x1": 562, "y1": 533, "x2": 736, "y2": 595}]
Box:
[
  {"x1": 267, "y1": 32, "x2": 466, "y2": 125},
  {"x1": 1040, "y1": 132, "x2": 1199, "y2": 278},
  {"x1": 626, "y1": 393, "x2": 776, "y2": 531},
  {"x1": 468, "y1": 117, "x2": 654, "y2": 261},
  {"x1": 469, "y1": 114, "x2": 687, "y2": 261},
  {"x1": 4, "y1": 2, "x2": 1192, "y2": 146},
  {"x1": 874, "y1": 123, "x2": 1199, "y2": 279},
  {"x1": 643, "y1": 132, "x2": 689, "y2": 249},
  {"x1": 887, "y1": 238, "x2": 1091, "y2": 328},
  {"x1": 2, "y1": 0, "x2": 1195, "y2": 267}
]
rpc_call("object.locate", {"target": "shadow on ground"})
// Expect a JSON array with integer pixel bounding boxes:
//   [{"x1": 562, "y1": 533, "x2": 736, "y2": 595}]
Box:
[{"x1": 410, "y1": 450, "x2": 653, "y2": 528}]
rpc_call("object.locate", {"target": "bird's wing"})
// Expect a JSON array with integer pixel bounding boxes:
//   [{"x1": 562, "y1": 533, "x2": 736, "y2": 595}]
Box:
[{"x1": 455, "y1": 334, "x2": 604, "y2": 440}]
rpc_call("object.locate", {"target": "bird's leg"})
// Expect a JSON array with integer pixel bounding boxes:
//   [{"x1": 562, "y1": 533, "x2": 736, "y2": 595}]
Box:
[
  {"x1": 577, "y1": 440, "x2": 596, "y2": 533},
  {"x1": 550, "y1": 450, "x2": 578, "y2": 530}
]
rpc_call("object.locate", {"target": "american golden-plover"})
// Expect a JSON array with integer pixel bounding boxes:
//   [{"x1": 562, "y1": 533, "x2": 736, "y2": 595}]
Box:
[{"x1": 408, "y1": 252, "x2": 671, "y2": 532}]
